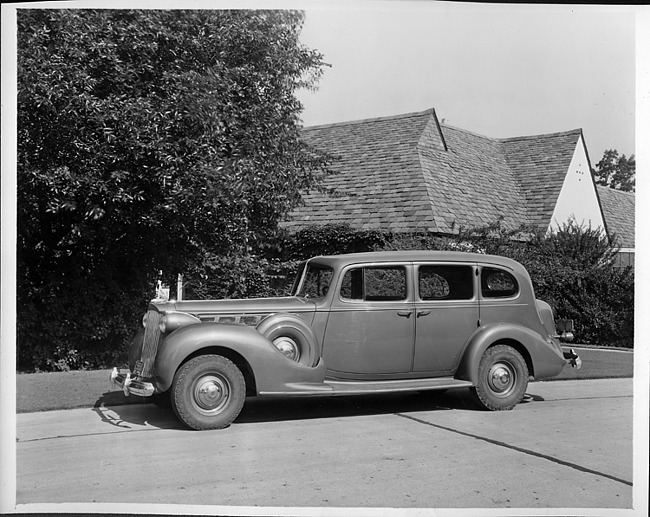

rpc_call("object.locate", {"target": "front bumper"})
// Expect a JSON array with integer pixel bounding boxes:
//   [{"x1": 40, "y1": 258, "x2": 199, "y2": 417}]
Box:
[
  {"x1": 110, "y1": 367, "x2": 155, "y2": 397},
  {"x1": 563, "y1": 348, "x2": 582, "y2": 369}
]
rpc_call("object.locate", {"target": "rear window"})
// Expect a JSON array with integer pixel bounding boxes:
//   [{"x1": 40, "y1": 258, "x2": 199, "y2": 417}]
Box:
[
  {"x1": 418, "y1": 265, "x2": 474, "y2": 300},
  {"x1": 481, "y1": 267, "x2": 518, "y2": 298}
]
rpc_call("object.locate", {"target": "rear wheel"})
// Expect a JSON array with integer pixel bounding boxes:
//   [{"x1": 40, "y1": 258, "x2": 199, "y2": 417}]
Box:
[
  {"x1": 171, "y1": 355, "x2": 246, "y2": 430},
  {"x1": 471, "y1": 345, "x2": 528, "y2": 411}
]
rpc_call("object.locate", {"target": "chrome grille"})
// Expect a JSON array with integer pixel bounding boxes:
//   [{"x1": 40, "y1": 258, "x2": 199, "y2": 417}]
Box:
[{"x1": 140, "y1": 309, "x2": 162, "y2": 378}]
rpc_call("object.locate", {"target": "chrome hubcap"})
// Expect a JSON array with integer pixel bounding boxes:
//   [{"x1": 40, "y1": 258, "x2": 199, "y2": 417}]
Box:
[
  {"x1": 273, "y1": 336, "x2": 301, "y2": 362},
  {"x1": 193, "y1": 374, "x2": 230, "y2": 415},
  {"x1": 487, "y1": 362, "x2": 515, "y2": 397}
]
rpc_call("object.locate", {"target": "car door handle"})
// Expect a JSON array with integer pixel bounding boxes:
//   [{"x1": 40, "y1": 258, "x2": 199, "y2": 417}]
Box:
[
  {"x1": 397, "y1": 311, "x2": 412, "y2": 318},
  {"x1": 417, "y1": 310, "x2": 431, "y2": 318}
]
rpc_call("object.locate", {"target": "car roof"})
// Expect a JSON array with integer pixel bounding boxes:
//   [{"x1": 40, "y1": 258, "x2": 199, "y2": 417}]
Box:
[{"x1": 309, "y1": 250, "x2": 523, "y2": 270}]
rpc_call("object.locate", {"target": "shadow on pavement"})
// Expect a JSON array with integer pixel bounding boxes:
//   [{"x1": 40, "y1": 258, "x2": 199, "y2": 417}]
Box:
[
  {"x1": 93, "y1": 390, "x2": 184, "y2": 430},
  {"x1": 237, "y1": 388, "x2": 546, "y2": 423},
  {"x1": 521, "y1": 392, "x2": 546, "y2": 403},
  {"x1": 236, "y1": 389, "x2": 480, "y2": 424},
  {"x1": 93, "y1": 388, "x2": 502, "y2": 430}
]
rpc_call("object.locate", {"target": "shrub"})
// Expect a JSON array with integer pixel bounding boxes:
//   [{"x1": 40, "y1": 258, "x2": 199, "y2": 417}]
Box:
[
  {"x1": 17, "y1": 271, "x2": 148, "y2": 371},
  {"x1": 274, "y1": 223, "x2": 387, "y2": 260},
  {"x1": 183, "y1": 252, "x2": 273, "y2": 300},
  {"x1": 513, "y1": 222, "x2": 634, "y2": 347},
  {"x1": 262, "y1": 223, "x2": 388, "y2": 294}
]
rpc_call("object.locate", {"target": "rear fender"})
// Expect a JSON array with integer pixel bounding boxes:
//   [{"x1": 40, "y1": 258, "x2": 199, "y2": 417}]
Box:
[
  {"x1": 153, "y1": 323, "x2": 326, "y2": 393},
  {"x1": 456, "y1": 322, "x2": 565, "y2": 384},
  {"x1": 535, "y1": 299, "x2": 556, "y2": 336}
]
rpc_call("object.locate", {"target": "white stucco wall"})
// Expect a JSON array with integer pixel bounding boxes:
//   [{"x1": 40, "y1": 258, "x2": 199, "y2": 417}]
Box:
[{"x1": 548, "y1": 136, "x2": 606, "y2": 232}]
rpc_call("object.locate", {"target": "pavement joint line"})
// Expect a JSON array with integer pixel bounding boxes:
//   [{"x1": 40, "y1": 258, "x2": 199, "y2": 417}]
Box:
[
  {"x1": 395, "y1": 413, "x2": 633, "y2": 488},
  {"x1": 528, "y1": 394, "x2": 632, "y2": 403},
  {"x1": 17, "y1": 406, "x2": 185, "y2": 442},
  {"x1": 17, "y1": 427, "x2": 170, "y2": 443}
]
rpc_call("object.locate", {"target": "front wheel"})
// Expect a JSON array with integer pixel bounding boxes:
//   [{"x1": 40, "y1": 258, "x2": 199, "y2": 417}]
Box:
[
  {"x1": 171, "y1": 355, "x2": 246, "y2": 430},
  {"x1": 150, "y1": 390, "x2": 171, "y2": 408},
  {"x1": 470, "y1": 345, "x2": 528, "y2": 411}
]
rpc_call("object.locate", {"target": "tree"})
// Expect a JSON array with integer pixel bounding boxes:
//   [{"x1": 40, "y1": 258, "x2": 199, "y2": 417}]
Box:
[
  {"x1": 592, "y1": 149, "x2": 635, "y2": 192},
  {"x1": 17, "y1": 9, "x2": 329, "y2": 370}
]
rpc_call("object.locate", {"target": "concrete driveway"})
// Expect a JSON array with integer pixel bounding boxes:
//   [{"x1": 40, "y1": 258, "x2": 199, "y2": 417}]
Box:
[{"x1": 16, "y1": 378, "x2": 634, "y2": 514}]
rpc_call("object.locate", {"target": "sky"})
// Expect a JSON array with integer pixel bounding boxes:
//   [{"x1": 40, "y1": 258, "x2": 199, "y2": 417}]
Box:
[{"x1": 295, "y1": 1, "x2": 637, "y2": 162}]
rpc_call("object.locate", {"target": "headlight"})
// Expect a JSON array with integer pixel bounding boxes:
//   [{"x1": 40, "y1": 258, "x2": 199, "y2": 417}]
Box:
[{"x1": 159, "y1": 311, "x2": 201, "y2": 334}]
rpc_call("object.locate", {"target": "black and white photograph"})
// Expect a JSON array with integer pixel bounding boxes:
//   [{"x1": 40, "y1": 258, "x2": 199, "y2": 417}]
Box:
[{"x1": 1, "y1": 1, "x2": 648, "y2": 515}]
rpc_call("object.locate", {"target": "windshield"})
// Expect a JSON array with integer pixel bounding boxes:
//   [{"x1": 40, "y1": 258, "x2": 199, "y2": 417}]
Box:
[{"x1": 292, "y1": 262, "x2": 334, "y2": 299}]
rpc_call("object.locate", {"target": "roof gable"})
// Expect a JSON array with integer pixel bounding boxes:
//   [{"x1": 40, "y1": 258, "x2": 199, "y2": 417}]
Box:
[{"x1": 502, "y1": 130, "x2": 583, "y2": 229}]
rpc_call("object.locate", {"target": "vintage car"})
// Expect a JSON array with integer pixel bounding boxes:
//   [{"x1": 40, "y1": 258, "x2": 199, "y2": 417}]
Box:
[{"x1": 112, "y1": 251, "x2": 581, "y2": 430}]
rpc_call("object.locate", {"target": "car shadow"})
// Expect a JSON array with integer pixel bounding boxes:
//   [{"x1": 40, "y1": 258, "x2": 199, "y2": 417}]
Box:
[
  {"x1": 236, "y1": 389, "x2": 481, "y2": 424},
  {"x1": 93, "y1": 387, "x2": 486, "y2": 430},
  {"x1": 93, "y1": 390, "x2": 185, "y2": 430},
  {"x1": 238, "y1": 387, "x2": 546, "y2": 423},
  {"x1": 521, "y1": 392, "x2": 546, "y2": 403},
  {"x1": 94, "y1": 387, "x2": 547, "y2": 430}
]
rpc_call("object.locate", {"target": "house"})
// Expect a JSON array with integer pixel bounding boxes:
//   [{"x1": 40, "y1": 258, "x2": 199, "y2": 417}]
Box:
[
  {"x1": 597, "y1": 186, "x2": 635, "y2": 267},
  {"x1": 286, "y1": 108, "x2": 633, "y2": 264}
]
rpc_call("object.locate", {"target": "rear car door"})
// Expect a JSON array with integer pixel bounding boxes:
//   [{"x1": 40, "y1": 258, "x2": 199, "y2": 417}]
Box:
[
  {"x1": 478, "y1": 265, "x2": 527, "y2": 326},
  {"x1": 412, "y1": 262, "x2": 479, "y2": 374}
]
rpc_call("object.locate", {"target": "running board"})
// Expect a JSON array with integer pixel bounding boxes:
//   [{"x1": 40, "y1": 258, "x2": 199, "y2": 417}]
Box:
[
  {"x1": 325, "y1": 377, "x2": 473, "y2": 395},
  {"x1": 259, "y1": 377, "x2": 473, "y2": 397}
]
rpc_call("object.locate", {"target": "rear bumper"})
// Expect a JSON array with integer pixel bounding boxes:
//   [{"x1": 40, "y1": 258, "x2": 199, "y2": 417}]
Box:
[
  {"x1": 563, "y1": 349, "x2": 582, "y2": 369},
  {"x1": 110, "y1": 367, "x2": 155, "y2": 397}
]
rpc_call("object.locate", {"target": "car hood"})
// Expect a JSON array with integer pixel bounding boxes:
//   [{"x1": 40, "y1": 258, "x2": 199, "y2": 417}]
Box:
[{"x1": 149, "y1": 296, "x2": 317, "y2": 322}]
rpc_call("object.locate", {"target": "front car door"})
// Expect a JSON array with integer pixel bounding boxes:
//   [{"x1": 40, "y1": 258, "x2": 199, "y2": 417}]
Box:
[
  {"x1": 412, "y1": 262, "x2": 479, "y2": 375},
  {"x1": 322, "y1": 264, "x2": 414, "y2": 376}
]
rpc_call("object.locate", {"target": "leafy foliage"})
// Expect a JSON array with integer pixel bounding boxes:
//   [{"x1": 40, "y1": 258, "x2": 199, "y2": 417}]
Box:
[
  {"x1": 183, "y1": 252, "x2": 273, "y2": 301},
  {"x1": 513, "y1": 223, "x2": 633, "y2": 347},
  {"x1": 262, "y1": 223, "x2": 388, "y2": 294},
  {"x1": 17, "y1": 10, "x2": 328, "y2": 370},
  {"x1": 276, "y1": 223, "x2": 387, "y2": 260},
  {"x1": 593, "y1": 149, "x2": 635, "y2": 192}
]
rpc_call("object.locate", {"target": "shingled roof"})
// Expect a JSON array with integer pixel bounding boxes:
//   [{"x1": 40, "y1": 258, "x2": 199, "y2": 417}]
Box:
[
  {"x1": 286, "y1": 108, "x2": 584, "y2": 235},
  {"x1": 597, "y1": 186, "x2": 635, "y2": 248}
]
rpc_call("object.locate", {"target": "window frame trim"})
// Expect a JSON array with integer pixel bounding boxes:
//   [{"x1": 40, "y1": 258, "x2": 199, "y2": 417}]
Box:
[
  {"x1": 337, "y1": 263, "x2": 412, "y2": 304},
  {"x1": 413, "y1": 262, "x2": 478, "y2": 303},
  {"x1": 479, "y1": 265, "x2": 521, "y2": 300}
]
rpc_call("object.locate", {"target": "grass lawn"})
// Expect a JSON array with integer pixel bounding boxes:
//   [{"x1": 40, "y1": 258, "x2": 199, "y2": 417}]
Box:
[{"x1": 15, "y1": 345, "x2": 634, "y2": 414}]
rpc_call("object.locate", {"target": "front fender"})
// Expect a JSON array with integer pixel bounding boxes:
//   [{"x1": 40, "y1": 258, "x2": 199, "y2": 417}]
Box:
[
  {"x1": 153, "y1": 323, "x2": 326, "y2": 393},
  {"x1": 456, "y1": 322, "x2": 566, "y2": 384}
]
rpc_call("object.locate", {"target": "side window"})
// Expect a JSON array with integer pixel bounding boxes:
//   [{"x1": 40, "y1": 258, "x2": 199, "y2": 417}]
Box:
[
  {"x1": 299, "y1": 265, "x2": 333, "y2": 298},
  {"x1": 418, "y1": 265, "x2": 474, "y2": 300},
  {"x1": 481, "y1": 267, "x2": 518, "y2": 298},
  {"x1": 340, "y1": 266, "x2": 407, "y2": 301}
]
